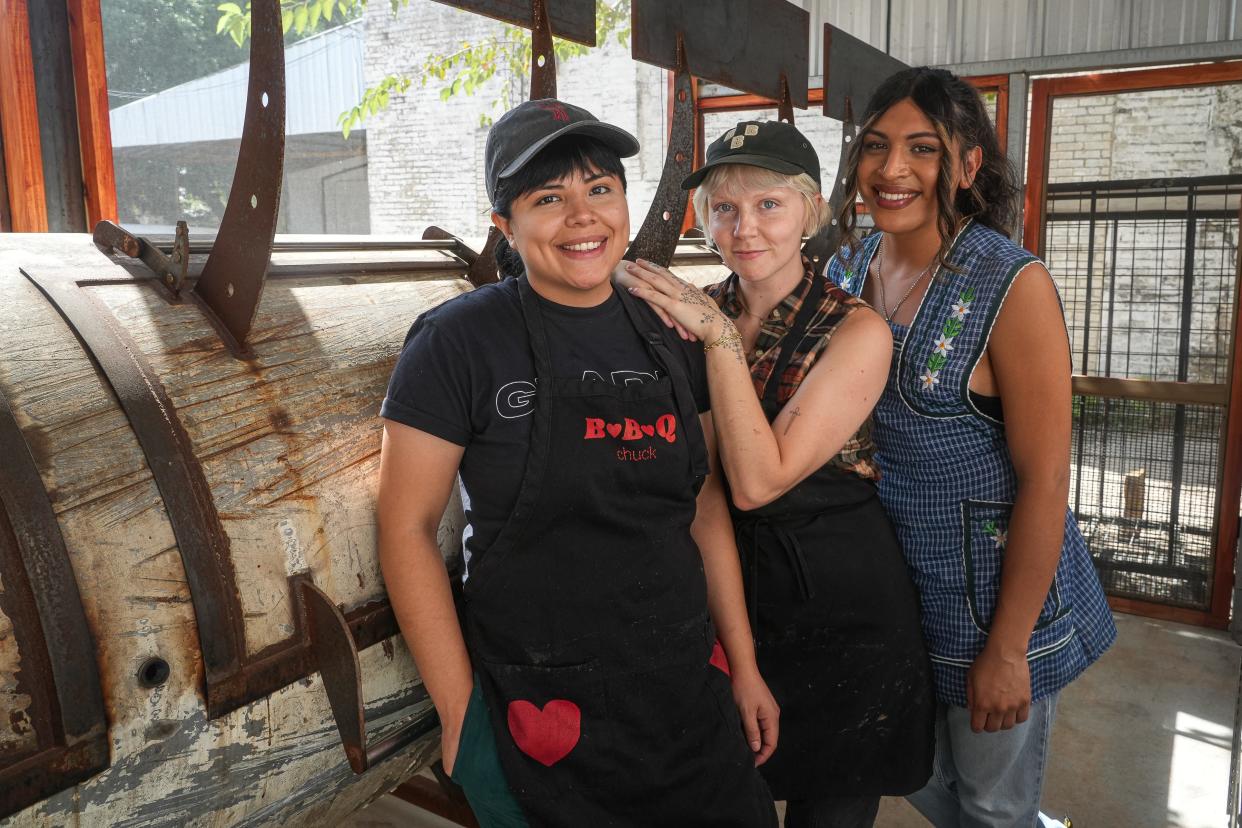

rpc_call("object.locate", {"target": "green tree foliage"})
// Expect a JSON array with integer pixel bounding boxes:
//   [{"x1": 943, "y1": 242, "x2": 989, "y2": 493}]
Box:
[
  {"x1": 217, "y1": 0, "x2": 629, "y2": 138},
  {"x1": 103, "y1": 0, "x2": 254, "y2": 108},
  {"x1": 103, "y1": 0, "x2": 356, "y2": 110}
]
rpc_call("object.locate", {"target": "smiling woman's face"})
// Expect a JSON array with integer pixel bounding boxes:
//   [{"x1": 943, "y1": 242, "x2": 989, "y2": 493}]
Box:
[
  {"x1": 493, "y1": 166, "x2": 629, "y2": 307},
  {"x1": 857, "y1": 97, "x2": 964, "y2": 238}
]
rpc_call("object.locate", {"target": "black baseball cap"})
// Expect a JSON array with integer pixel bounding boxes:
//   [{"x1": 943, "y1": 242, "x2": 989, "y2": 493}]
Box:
[
  {"x1": 484, "y1": 99, "x2": 640, "y2": 204},
  {"x1": 682, "y1": 120, "x2": 820, "y2": 190}
]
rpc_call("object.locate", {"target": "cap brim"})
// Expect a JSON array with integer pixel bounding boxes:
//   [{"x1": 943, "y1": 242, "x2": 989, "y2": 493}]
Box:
[
  {"x1": 498, "y1": 122, "x2": 640, "y2": 182},
  {"x1": 681, "y1": 154, "x2": 805, "y2": 190}
]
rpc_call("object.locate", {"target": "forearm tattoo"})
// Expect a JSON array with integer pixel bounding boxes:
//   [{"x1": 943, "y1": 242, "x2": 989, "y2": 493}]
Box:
[{"x1": 783, "y1": 406, "x2": 801, "y2": 435}]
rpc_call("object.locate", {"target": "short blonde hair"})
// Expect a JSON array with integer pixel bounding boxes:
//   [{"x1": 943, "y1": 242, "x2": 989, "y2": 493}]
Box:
[{"x1": 691, "y1": 164, "x2": 829, "y2": 239}]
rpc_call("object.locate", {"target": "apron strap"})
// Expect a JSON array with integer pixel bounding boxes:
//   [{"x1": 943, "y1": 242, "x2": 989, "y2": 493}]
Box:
[
  {"x1": 616, "y1": 285, "x2": 710, "y2": 485},
  {"x1": 760, "y1": 271, "x2": 827, "y2": 410},
  {"x1": 476, "y1": 276, "x2": 555, "y2": 562}
]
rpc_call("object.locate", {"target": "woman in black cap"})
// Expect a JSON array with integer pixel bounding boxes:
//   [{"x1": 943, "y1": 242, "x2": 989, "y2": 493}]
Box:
[
  {"x1": 619, "y1": 119, "x2": 934, "y2": 827},
  {"x1": 377, "y1": 99, "x2": 779, "y2": 828}
]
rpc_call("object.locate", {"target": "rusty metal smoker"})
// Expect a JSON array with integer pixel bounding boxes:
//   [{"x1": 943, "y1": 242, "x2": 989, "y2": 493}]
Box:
[{"x1": 0, "y1": 1, "x2": 901, "y2": 824}]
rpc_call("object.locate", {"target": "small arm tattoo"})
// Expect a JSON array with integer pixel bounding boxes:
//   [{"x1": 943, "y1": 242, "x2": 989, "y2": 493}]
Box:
[{"x1": 783, "y1": 406, "x2": 801, "y2": 435}]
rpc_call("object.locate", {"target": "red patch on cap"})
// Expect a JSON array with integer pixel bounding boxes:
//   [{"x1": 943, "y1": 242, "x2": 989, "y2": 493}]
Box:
[
  {"x1": 507, "y1": 699, "x2": 581, "y2": 766},
  {"x1": 536, "y1": 101, "x2": 570, "y2": 122}
]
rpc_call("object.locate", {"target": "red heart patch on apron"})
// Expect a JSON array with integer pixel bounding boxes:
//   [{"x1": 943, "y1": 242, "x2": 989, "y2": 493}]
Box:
[
  {"x1": 640, "y1": 424, "x2": 655, "y2": 437},
  {"x1": 605, "y1": 422, "x2": 623, "y2": 438},
  {"x1": 507, "y1": 699, "x2": 581, "y2": 766},
  {"x1": 709, "y1": 639, "x2": 731, "y2": 676}
]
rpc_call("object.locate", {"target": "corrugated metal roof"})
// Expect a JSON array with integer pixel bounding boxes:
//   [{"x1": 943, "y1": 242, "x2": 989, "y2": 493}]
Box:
[
  {"x1": 797, "y1": 0, "x2": 1240, "y2": 76},
  {"x1": 109, "y1": 20, "x2": 365, "y2": 147}
]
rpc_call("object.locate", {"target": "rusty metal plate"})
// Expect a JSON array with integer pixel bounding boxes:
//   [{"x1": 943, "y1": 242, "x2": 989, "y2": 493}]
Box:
[
  {"x1": 193, "y1": 0, "x2": 285, "y2": 348},
  {"x1": 822, "y1": 23, "x2": 907, "y2": 123},
  {"x1": 626, "y1": 50, "x2": 694, "y2": 266},
  {"x1": 430, "y1": 0, "x2": 595, "y2": 46},
  {"x1": 303, "y1": 582, "x2": 439, "y2": 774},
  {"x1": 0, "y1": 387, "x2": 109, "y2": 819},
  {"x1": 631, "y1": 0, "x2": 809, "y2": 106}
]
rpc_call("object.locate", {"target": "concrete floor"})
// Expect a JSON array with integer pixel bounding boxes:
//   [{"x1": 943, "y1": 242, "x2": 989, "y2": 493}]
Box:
[{"x1": 345, "y1": 612, "x2": 1241, "y2": 828}]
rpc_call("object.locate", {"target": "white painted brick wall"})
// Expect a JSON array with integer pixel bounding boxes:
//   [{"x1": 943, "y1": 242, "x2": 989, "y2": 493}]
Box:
[{"x1": 362, "y1": 1, "x2": 666, "y2": 243}]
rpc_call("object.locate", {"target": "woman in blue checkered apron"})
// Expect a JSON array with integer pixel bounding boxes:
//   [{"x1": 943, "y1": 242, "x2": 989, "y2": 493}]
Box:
[
  {"x1": 619, "y1": 118, "x2": 936, "y2": 828},
  {"x1": 825, "y1": 67, "x2": 1117, "y2": 827}
]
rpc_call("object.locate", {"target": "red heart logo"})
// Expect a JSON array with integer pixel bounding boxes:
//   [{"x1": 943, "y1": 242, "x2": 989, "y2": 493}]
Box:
[
  {"x1": 507, "y1": 700, "x2": 581, "y2": 767},
  {"x1": 640, "y1": 424, "x2": 654, "y2": 437},
  {"x1": 606, "y1": 423, "x2": 622, "y2": 438},
  {"x1": 709, "y1": 640, "x2": 731, "y2": 676}
]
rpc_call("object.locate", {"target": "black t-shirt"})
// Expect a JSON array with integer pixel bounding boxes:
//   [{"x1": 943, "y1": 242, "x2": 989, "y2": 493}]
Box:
[{"x1": 380, "y1": 278, "x2": 710, "y2": 576}]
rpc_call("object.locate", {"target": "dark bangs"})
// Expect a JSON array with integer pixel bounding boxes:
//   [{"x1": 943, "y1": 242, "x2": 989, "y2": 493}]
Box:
[{"x1": 491, "y1": 134, "x2": 628, "y2": 218}]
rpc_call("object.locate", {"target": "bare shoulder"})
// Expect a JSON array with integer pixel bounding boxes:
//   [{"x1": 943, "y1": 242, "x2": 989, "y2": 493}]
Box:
[
  {"x1": 831, "y1": 302, "x2": 893, "y2": 358},
  {"x1": 994, "y1": 261, "x2": 1064, "y2": 344}
]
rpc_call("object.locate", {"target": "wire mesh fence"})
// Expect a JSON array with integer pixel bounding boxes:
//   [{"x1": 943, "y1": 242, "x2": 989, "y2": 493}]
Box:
[{"x1": 1045, "y1": 175, "x2": 1241, "y2": 609}]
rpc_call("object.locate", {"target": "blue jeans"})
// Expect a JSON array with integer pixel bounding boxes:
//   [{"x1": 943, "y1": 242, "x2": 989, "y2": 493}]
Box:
[{"x1": 907, "y1": 694, "x2": 1067, "y2": 828}]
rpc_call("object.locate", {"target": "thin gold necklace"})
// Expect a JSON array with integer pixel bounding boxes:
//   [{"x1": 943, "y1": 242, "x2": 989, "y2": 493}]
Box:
[
  {"x1": 875, "y1": 234, "x2": 936, "y2": 322},
  {"x1": 735, "y1": 286, "x2": 767, "y2": 321}
]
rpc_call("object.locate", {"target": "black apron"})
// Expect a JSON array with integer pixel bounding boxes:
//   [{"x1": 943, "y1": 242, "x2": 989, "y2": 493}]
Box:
[
  {"x1": 461, "y1": 278, "x2": 777, "y2": 828},
  {"x1": 729, "y1": 273, "x2": 935, "y2": 801}
]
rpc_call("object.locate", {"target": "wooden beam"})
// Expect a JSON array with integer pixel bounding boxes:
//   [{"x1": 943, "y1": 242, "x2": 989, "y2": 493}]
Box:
[
  {"x1": 1045, "y1": 59, "x2": 1242, "y2": 98},
  {"x1": 1071, "y1": 375, "x2": 1230, "y2": 407},
  {"x1": 0, "y1": 0, "x2": 48, "y2": 231},
  {"x1": 67, "y1": 0, "x2": 116, "y2": 227},
  {"x1": 28, "y1": 0, "x2": 86, "y2": 231},
  {"x1": 1108, "y1": 595, "x2": 1226, "y2": 630},
  {"x1": 1022, "y1": 77, "x2": 1051, "y2": 256}
]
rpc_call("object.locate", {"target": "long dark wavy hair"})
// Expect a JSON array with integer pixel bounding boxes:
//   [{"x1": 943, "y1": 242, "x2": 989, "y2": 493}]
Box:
[
  {"x1": 491, "y1": 134, "x2": 628, "y2": 278},
  {"x1": 837, "y1": 67, "x2": 1020, "y2": 269}
]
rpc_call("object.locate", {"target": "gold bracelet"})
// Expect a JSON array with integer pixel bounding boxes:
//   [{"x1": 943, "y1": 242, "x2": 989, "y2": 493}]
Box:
[{"x1": 703, "y1": 326, "x2": 741, "y2": 352}]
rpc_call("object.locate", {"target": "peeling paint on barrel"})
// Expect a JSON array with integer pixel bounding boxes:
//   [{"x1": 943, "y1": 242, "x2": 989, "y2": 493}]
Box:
[{"x1": 0, "y1": 236, "x2": 473, "y2": 823}]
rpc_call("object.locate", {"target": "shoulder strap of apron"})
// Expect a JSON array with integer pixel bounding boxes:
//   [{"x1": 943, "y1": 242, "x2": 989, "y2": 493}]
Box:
[
  {"x1": 616, "y1": 285, "x2": 709, "y2": 485},
  {"x1": 475, "y1": 276, "x2": 554, "y2": 561},
  {"x1": 761, "y1": 272, "x2": 827, "y2": 409}
]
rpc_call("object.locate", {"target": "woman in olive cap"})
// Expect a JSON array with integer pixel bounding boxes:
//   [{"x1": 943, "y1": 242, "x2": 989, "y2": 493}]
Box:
[{"x1": 621, "y1": 119, "x2": 934, "y2": 827}]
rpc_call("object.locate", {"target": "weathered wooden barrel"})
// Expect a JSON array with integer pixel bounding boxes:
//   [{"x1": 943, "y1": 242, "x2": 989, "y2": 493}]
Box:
[
  {"x1": 0, "y1": 233, "x2": 473, "y2": 826},
  {"x1": 0, "y1": 232, "x2": 725, "y2": 826}
]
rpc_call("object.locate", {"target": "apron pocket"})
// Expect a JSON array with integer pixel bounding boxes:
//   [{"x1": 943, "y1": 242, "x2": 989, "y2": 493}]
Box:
[
  {"x1": 478, "y1": 658, "x2": 609, "y2": 795},
  {"x1": 961, "y1": 499, "x2": 1070, "y2": 635}
]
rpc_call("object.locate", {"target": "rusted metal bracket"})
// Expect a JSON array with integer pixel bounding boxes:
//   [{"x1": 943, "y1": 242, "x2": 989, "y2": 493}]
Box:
[
  {"x1": 777, "y1": 74, "x2": 795, "y2": 124},
  {"x1": 530, "y1": 0, "x2": 556, "y2": 99},
  {"x1": 630, "y1": 0, "x2": 809, "y2": 264},
  {"x1": 303, "y1": 581, "x2": 439, "y2": 773},
  {"x1": 435, "y1": 0, "x2": 603, "y2": 100},
  {"x1": 21, "y1": 267, "x2": 405, "y2": 720},
  {"x1": 632, "y1": 0, "x2": 808, "y2": 107},
  {"x1": 802, "y1": 109, "x2": 857, "y2": 267},
  {"x1": 0, "y1": 387, "x2": 109, "y2": 819},
  {"x1": 804, "y1": 24, "x2": 908, "y2": 267},
  {"x1": 431, "y1": 0, "x2": 595, "y2": 47},
  {"x1": 423, "y1": 225, "x2": 501, "y2": 287},
  {"x1": 93, "y1": 219, "x2": 190, "y2": 294},
  {"x1": 192, "y1": 0, "x2": 285, "y2": 348},
  {"x1": 625, "y1": 36, "x2": 694, "y2": 266}
]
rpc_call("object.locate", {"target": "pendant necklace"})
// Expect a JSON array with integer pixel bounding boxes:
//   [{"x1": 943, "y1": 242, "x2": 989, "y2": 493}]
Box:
[{"x1": 874, "y1": 234, "x2": 936, "y2": 322}]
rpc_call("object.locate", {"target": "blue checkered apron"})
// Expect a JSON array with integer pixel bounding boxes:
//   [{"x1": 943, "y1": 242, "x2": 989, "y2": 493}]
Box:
[{"x1": 828, "y1": 221, "x2": 1117, "y2": 707}]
